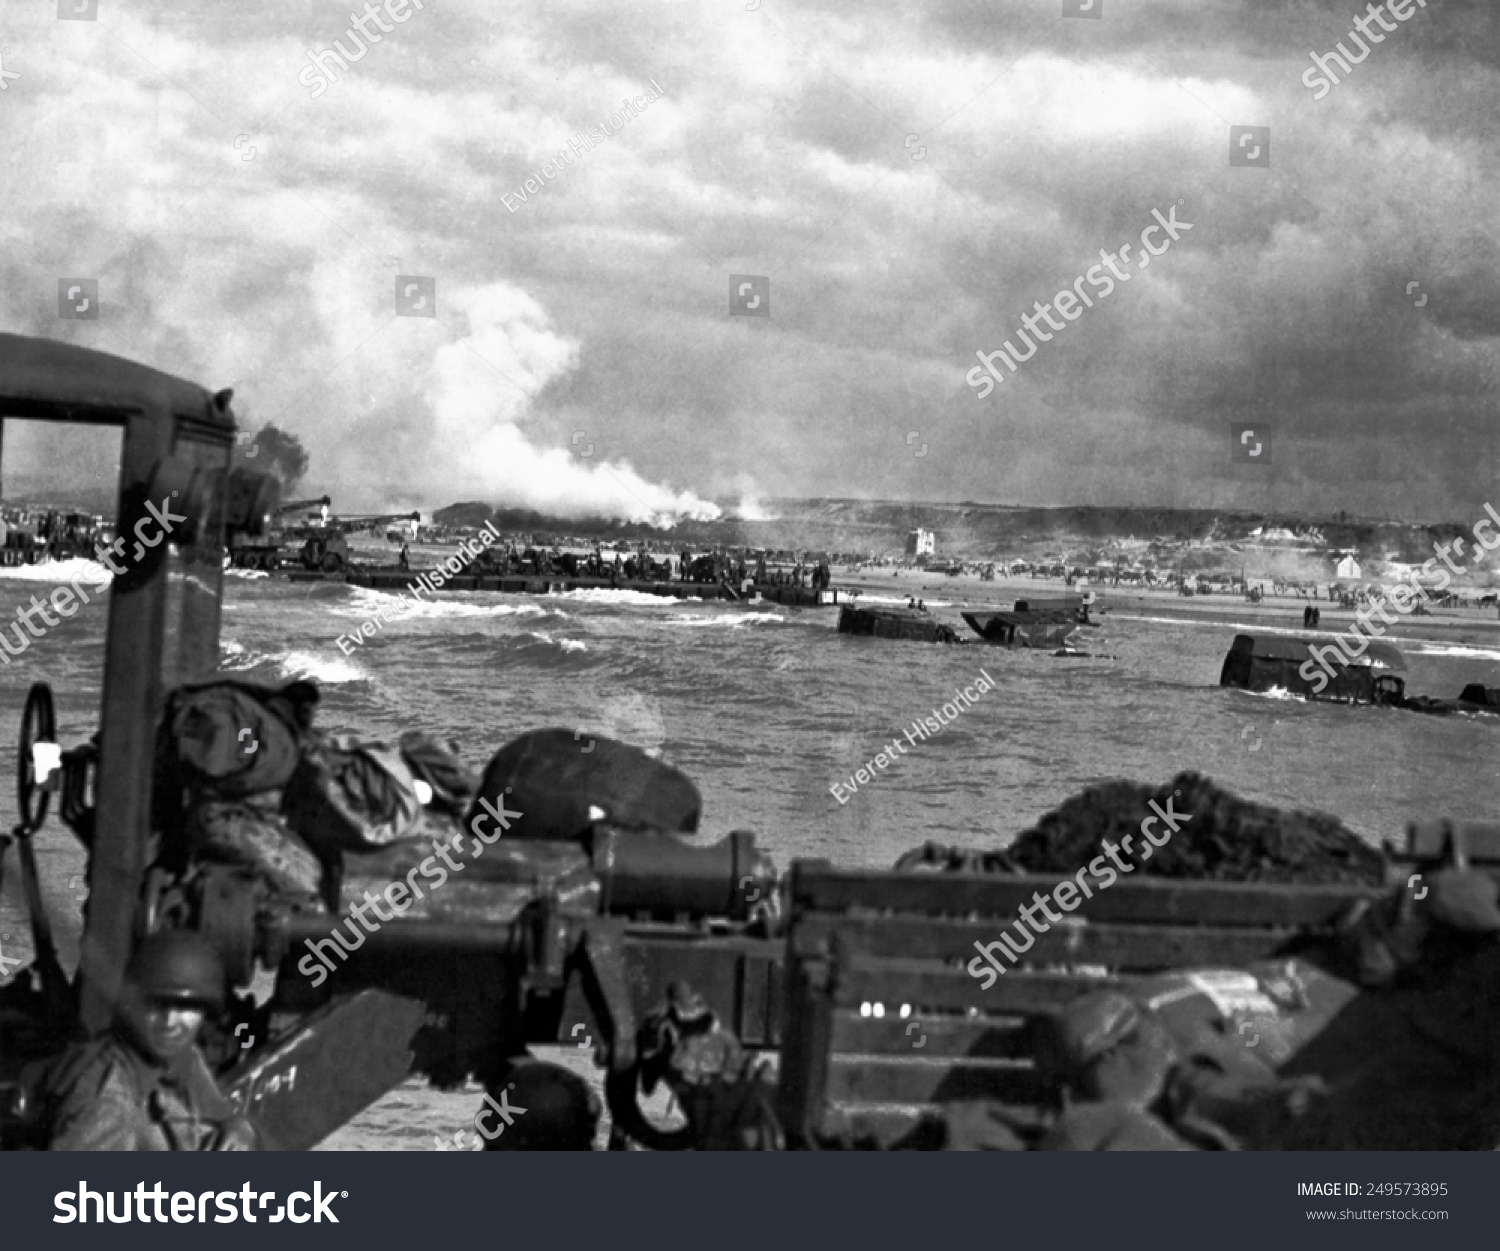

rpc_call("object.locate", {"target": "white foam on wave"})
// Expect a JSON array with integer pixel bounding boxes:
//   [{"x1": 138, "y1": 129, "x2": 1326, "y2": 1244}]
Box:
[
  {"x1": 1115, "y1": 613, "x2": 1270, "y2": 631},
  {"x1": 854, "y1": 594, "x2": 954, "y2": 608},
  {"x1": 0, "y1": 557, "x2": 111, "y2": 585},
  {"x1": 524, "y1": 631, "x2": 587, "y2": 652},
  {"x1": 341, "y1": 587, "x2": 554, "y2": 620},
  {"x1": 278, "y1": 650, "x2": 364, "y2": 684},
  {"x1": 663, "y1": 612, "x2": 787, "y2": 627},
  {"x1": 1233, "y1": 686, "x2": 1308, "y2": 703},
  {"x1": 225, "y1": 567, "x2": 270, "y2": 580},
  {"x1": 555, "y1": 587, "x2": 682, "y2": 607},
  {"x1": 1407, "y1": 643, "x2": 1500, "y2": 661},
  {"x1": 219, "y1": 639, "x2": 263, "y2": 672}
]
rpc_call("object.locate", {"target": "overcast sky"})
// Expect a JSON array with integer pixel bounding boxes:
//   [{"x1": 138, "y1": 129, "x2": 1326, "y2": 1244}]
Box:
[{"x1": 5, "y1": 0, "x2": 1497, "y2": 521}]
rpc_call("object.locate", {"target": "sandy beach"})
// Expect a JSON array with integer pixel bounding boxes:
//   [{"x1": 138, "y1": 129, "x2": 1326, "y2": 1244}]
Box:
[{"x1": 835, "y1": 566, "x2": 1500, "y2": 650}]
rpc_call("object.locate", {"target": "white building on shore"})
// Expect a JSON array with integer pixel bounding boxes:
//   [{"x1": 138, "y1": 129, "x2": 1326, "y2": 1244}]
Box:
[{"x1": 906, "y1": 528, "x2": 935, "y2": 557}]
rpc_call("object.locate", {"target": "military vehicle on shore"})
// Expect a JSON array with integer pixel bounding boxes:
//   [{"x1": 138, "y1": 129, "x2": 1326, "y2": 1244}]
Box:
[{"x1": 227, "y1": 496, "x2": 331, "y2": 570}]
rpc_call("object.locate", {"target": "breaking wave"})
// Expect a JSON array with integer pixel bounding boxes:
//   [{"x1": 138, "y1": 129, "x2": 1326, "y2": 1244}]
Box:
[
  {"x1": 0, "y1": 557, "x2": 110, "y2": 585},
  {"x1": 555, "y1": 588, "x2": 683, "y2": 607},
  {"x1": 341, "y1": 587, "x2": 556, "y2": 620},
  {"x1": 278, "y1": 650, "x2": 365, "y2": 684},
  {"x1": 662, "y1": 612, "x2": 788, "y2": 628},
  {"x1": 1405, "y1": 643, "x2": 1500, "y2": 661}
]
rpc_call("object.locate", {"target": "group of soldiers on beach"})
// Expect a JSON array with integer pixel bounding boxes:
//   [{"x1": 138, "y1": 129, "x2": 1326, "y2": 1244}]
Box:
[{"x1": 438, "y1": 535, "x2": 833, "y2": 591}]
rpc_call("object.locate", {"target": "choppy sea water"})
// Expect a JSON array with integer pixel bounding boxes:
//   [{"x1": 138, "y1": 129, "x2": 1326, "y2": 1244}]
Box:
[
  {"x1": 3, "y1": 563, "x2": 1497, "y2": 1148},
  {"x1": 3, "y1": 564, "x2": 1498, "y2": 936}
]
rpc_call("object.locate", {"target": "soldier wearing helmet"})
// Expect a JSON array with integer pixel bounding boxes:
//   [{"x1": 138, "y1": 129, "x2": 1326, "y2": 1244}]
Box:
[{"x1": 44, "y1": 931, "x2": 257, "y2": 1151}]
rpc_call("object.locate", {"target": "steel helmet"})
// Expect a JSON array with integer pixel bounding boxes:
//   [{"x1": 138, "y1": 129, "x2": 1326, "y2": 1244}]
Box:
[{"x1": 126, "y1": 931, "x2": 226, "y2": 1010}]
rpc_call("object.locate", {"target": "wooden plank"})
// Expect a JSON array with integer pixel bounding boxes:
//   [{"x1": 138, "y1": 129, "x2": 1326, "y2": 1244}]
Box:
[
  {"x1": 796, "y1": 914, "x2": 1299, "y2": 968},
  {"x1": 550, "y1": 933, "x2": 782, "y2": 1048},
  {"x1": 739, "y1": 952, "x2": 778, "y2": 1045},
  {"x1": 831, "y1": 961, "x2": 1123, "y2": 1013},
  {"x1": 776, "y1": 958, "x2": 836, "y2": 1145},
  {"x1": 825, "y1": 1055, "x2": 1043, "y2": 1105},
  {"x1": 789, "y1": 864, "x2": 1377, "y2": 926},
  {"x1": 223, "y1": 990, "x2": 426, "y2": 1150},
  {"x1": 830, "y1": 1011, "x2": 1030, "y2": 1059}
]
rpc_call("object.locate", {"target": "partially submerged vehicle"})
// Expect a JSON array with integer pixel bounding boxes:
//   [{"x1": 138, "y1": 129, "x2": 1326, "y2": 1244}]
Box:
[
  {"x1": 960, "y1": 594, "x2": 1097, "y2": 648},
  {"x1": 1219, "y1": 634, "x2": 1500, "y2": 718},
  {"x1": 837, "y1": 604, "x2": 959, "y2": 644},
  {"x1": 960, "y1": 610, "x2": 1077, "y2": 648},
  {"x1": 1218, "y1": 633, "x2": 1408, "y2": 704}
]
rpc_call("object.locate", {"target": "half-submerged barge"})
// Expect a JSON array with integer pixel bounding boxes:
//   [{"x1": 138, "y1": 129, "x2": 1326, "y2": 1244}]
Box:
[
  {"x1": 1219, "y1": 633, "x2": 1500, "y2": 717},
  {"x1": 284, "y1": 567, "x2": 846, "y2": 607},
  {"x1": 836, "y1": 605, "x2": 960, "y2": 643}
]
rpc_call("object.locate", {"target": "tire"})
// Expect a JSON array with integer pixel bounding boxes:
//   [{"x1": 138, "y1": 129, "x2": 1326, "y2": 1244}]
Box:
[{"x1": 321, "y1": 553, "x2": 343, "y2": 573}]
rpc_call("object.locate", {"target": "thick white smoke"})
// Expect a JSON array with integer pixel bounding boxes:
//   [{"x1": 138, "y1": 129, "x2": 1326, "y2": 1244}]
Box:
[{"x1": 419, "y1": 283, "x2": 720, "y2": 524}]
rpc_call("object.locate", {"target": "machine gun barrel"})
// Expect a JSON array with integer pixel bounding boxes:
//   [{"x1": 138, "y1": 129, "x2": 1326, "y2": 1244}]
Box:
[
  {"x1": 251, "y1": 830, "x2": 778, "y2": 975},
  {"x1": 272, "y1": 914, "x2": 532, "y2": 954}
]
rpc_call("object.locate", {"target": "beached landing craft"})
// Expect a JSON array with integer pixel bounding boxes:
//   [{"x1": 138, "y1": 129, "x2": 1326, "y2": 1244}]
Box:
[
  {"x1": 961, "y1": 593, "x2": 1099, "y2": 647},
  {"x1": 837, "y1": 593, "x2": 1099, "y2": 648},
  {"x1": 1219, "y1": 634, "x2": 1500, "y2": 717},
  {"x1": 836, "y1": 605, "x2": 961, "y2": 643},
  {"x1": 959, "y1": 606, "x2": 1087, "y2": 650}
]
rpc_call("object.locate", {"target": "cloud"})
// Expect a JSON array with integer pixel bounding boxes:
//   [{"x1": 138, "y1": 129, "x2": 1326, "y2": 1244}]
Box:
[{"x1": 4, "y1": 0, "x2": 1497, "y2": 523}]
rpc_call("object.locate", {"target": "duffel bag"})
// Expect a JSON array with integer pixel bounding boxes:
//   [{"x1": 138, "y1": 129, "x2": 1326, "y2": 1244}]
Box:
[
  {"x1": 284, "y1": 737, "x2": 423, "y2": 852},
  {"x1": 187, "y1": 799, "x2": 324, "y2": 899},
  {"x1": 158, "y1": 680, "x2": 313, "y2": 800},
  {"x1": 465, "y1": 728, "x2": 700, "y2": 844}
]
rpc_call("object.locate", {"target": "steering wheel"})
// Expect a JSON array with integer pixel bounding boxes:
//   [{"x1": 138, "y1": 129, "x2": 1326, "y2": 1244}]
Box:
[{"x1": 17, "y1": 681, "x2": 57, "y2": 833}]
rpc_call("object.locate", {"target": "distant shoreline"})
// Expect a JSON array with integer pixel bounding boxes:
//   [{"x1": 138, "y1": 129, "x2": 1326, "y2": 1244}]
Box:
[{"x1": 838, "y1": 568, "x2": 1500, "y2": 648}]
